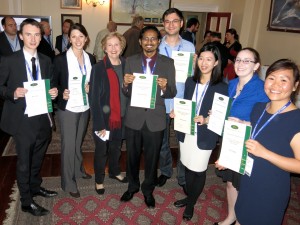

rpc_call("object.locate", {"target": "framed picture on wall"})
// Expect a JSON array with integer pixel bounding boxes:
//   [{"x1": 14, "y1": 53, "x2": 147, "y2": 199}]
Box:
[
  {"x1": 61, "y1": 14, "x2": 82, "y2": 25},
  {"x1": 61, "y1": 0, "x2": 82, "y2": 10},
  {"x1": 109, "y1": 0, "x2": 171, "y2": 26},
  {"x1": 267, "y1": 0, "x2": 300, "y2": 33}
]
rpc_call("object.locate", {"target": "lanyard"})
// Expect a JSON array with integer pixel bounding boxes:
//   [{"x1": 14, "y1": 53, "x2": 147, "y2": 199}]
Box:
[
  {"x1": 195, "y1": 81, "x2": 209, "y2": 114},
  {"x1": 25, "y1": 59, "x2": 40, "y2": 81},
  {"x1": 164, "y1": 45, "x2": 181, "y2": 58},
  {"x1": 142, "y1": 58, "x2": 157, "y2": 75},
  {"x1": 251, "y1": 100, "x2": 291, "y2": 139},
  {"x1": 78, "y1": 54, "x2": 87, "y2": 76}
]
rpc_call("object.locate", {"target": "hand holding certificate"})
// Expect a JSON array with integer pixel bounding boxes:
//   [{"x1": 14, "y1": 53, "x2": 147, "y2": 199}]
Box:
[
  {"x1": 218, "y1": 120, "x2": 252, "y2": 174},
  {"x1": 172, "y1": 51, "x2": 194, "y2": 83},
  {"x1": 173, "y1": 98, "x2": 196, "y2": 135},
  {"x1": 130, "y1": 73, "x2": 158, "y2": 109},
  {"x1": 207, "y1": 93, "x2": 230, "y2": 135},
  {"x1": 24, "y1": 79, "x2": 53, "y2": 117}
]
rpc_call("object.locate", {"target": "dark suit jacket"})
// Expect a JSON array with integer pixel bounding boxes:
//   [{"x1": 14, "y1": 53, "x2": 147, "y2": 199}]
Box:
[
  {"x1": 123, "y1": 53, "x2": 177, "y2": 132},
  {"x1": 177, "y1": 77, "x2": 228, "y2": 150},
  {"x1": 53, "y1": 51, "x2": 96, "y2": 111},
  {"x1": 55, "y1": 35, "x2": 70, "y2": 54},
  {"x1": 0, "y1": 50, "x2": 53, "y2": 135},
  {"x1": 0, "y1": 32, "x2": 23, "y2": 62},
  {"x1": 181, "y1": 30, "x2": 195, "y2": 45},
  {"x1": 122, "y1": 26, "x2": 142, "y2": 58},
  {"x1": 37, "y1": 37, "x2": 55, "y2": 62}
]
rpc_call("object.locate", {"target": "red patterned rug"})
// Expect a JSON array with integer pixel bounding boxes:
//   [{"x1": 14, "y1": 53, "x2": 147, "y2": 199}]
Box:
[{"x1": 4, "y1": 166, "x2": 300, "y2": 225}]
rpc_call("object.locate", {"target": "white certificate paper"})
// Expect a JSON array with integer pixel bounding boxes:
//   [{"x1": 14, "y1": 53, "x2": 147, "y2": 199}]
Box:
[
  {"x1": 172, "y1": 51, "x2": 194, "y2": 83},
  {"x1": 68, "y1": 75, "x2": 88, "y2": 108},
  {"x1": 218, "y1": 120, "x2": 252, "y2": 174},
  {"x1": 24, "y1": 79, "x2": 53, "y2": 117},
  {"x1": 208, "y1": 93, "x2": 230, "y2": 135},
  {"x1": 174, "y1": 98, "x2": 196, "y2": 135},
  {"x1": 131, "y1": 73, "x2": 158, "y2": 109}
]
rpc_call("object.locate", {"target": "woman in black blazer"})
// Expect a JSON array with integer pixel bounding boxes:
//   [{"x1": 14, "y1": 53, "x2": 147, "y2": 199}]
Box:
[{"x1": 53, "y1": 23, "x2": 96, "y2": 198}]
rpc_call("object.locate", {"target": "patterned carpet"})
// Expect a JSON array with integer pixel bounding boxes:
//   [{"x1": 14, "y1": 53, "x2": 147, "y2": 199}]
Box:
[{"x1": 3, "y1": 166, "x2": 300, "y2": 225}]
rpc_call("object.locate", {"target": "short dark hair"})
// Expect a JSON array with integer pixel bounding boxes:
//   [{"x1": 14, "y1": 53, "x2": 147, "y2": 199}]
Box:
[
  {"x1": 63, "y1": 19, "x2": 74, "y2": 27},
  {"x1": 210, "y1": 31, "x2": 222, "y2": 39},
  {"x1": 19, "y1": 18, "x2": 41, "y2": 34},
  {"x1": 162, "y1": 8, "x2": 184, "y2": 21},
  {"x1": 193, "y1": 43, "x2": 222, "y2": 85},
  {"x1": 186, "y1": 17, "x2": 199, "y2": 28},
  {"x1": 203, "y1": 30, "x2": 212, "y2": 39},
  {"x1": 139, "y1": 25, "x2": 161, "y2": 40}
]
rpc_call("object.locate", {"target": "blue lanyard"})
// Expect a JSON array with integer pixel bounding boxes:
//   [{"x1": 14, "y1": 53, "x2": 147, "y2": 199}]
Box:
[
  {"x1": 251, "y1": 100, "x2": 292, "y2": 139},
  {"x1": 142, "y1": 58, "x2": 157, "y2": 74},
  {"x1": 25, "y1": 59, "x2": 40, "y2": 81},
  {"x1": 164, "y1": 45, "x2": 181, "y2": 58},
  {"x1": 78, "y1": 54, "x2": 87, "y2": 76},
  {"x1": 195, "y1": 81, "x2": 209, "y2": 114}
]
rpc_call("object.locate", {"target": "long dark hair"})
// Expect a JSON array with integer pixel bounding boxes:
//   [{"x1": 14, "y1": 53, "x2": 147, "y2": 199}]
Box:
[
  {"x1": 266, "y1": 59, "x2": 300, "y2": 103},
  {"x1": 193, "y1": 44, "x2": 222, "y2": 85}
]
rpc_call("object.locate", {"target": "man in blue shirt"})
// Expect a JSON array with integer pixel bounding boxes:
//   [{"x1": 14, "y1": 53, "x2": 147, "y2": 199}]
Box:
[{"x1": 157, "y1": 8, "x2": 195, "y2": 192}]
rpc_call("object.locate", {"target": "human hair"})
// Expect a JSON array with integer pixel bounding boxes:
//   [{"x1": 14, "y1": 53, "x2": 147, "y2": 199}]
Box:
[
  {"x1": 266, "y1": 59, "x2": 300, "y2": 102},
  {"x1": 193, "y1": 43, "x2": 222, "y2": 85},
  {"x1": 63, "y1": 19, "x2": 74, "y2": 27},
  {"x1": 20, "y1": 18, "x2": 41, "y2": 34},
  {"x1": 131, "y1": 16, "x2": 144, "y2": 27},
  {"x1": 186, "y1": 17, "x2": 199, "y2": 28},
  {"x1": 139, "y1": 25, "x2": 161, "y2": 40},
  {"x1": 203, "y1": 30, "x2": 212, "y2": 39},
  {"x1": 226, "y1": 28, "x2": 239, "y2": 41},
  {"x1": 210, "y1": 31, "x2": 221, "y2": 39},
  {"x1": 101, "y1": 32, "x2": 126, "y2": 54},
  {"x1": 107, "y1": 21, "x2": 117, "y2": 32},
  {"x1": 69, "y1": 23, "x2": 89, "y2": 48},
  {"x1": 239, "y1": 47, "x2": 261, "y2": 64},
  {"x1": 1, "y1": 16, "x2": 14, "y2": 26},
  {"x1": 162, "y1": 8, "x2": 184, "y2": 21}
]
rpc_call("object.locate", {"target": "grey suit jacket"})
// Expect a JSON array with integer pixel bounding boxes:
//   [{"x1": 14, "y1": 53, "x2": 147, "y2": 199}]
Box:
[
  {"x1": 123, "y1": 53, "x2": 177, "y2": 132},
  {"x1": 0, "y1": 50, "x2": 53, "y2": 135}
]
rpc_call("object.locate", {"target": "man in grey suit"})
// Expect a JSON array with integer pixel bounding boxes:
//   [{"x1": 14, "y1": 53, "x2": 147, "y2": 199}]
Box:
[
  {"x1": 0, "y1": 18, "x2": 58, "y2": 216},
  {"x1": 120, "y1": 26, "x2": 176, "y2": 208}
]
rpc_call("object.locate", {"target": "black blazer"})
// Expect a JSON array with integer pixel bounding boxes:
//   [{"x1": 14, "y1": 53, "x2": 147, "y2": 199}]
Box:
[
  {"x1": 177, "y1": 77, "x2": 228, "y2": 150},
  {"x1": 0, "y1": 50, "x2": 53, "y2": 135},
  {"x1": 55, "y1": 35, "x2": 70, "y2": 54},
  {"x1": 53, "y1": 51, "x2": 96, "y2": 111},
  {"x1": 0, "y1": 32, "x2": 23, "y2": 62},
  {"x1": 37, "y1": 37, "x2": 55, "y2": 62},
  {"x1": 181, "y1": 30, "x2": 194, "y2": 45}
]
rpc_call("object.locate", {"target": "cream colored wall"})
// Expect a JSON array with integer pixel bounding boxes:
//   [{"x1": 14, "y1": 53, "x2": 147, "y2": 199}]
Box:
[{"x1": 0, "y1": 0, "x2": 299, "y2": 65}]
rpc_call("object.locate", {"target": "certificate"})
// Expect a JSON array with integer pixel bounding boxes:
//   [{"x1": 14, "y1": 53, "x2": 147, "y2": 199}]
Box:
[
  {"x1": 172, "y1": 51, "x2": 194, "y2": 83},
  {"x1": 173, "y1": 98, "x2": 196, "y2": 135},
  {"x1": 68, "y1": 75, "x2": 88, "y2": 108},
  {"x1": 131, "y1": 73, "x2": 158, "y2": 109},
  {"x1": 24, "y1": 79, "x2": 53, "y2": 117},
  {"x1": 218, "y1": 120, "x2": 252, "y2": 174},
  {"x1": 207, "y1": 93, "x2": 230, "y2": 135}
]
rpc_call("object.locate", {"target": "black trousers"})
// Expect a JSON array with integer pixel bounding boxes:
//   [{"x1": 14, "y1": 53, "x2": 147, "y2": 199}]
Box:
[
  {"x1": 185, "y1": 167, "x2": 207, "y2": 206},
  {"x1": 14, "y1": 114, "x2": 51, "y2": 206},
  {"x1": 125, "y1": 123, "x2": 164, "y2": 196},
  {"x1": 93, "y1": 135, "x2": 122, "y2": 184}
]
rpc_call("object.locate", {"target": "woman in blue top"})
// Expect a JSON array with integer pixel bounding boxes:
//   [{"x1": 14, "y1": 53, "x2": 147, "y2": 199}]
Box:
[{"x1": 214, "y1": 48, "x2": 269, "y2": 225}]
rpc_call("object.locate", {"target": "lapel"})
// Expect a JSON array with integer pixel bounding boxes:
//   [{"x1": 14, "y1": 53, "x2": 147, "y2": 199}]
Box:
[{"x1": 38, "y1": 53, "x2": 46, "y2": 79}]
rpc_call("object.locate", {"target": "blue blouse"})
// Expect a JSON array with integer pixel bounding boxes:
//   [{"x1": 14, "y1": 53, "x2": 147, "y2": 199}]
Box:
[{"x1": 229, "y1": 74, "x2": 269, "y2": 121}]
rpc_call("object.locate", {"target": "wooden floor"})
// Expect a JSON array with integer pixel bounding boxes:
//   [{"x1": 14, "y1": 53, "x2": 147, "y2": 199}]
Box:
[{"x1": 0, "y1": 128, "x2": 220, "y2": 224}]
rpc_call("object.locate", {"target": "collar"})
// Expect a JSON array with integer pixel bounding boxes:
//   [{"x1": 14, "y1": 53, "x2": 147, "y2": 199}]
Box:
[{"x1": 162, "y1": 35, "x2": 183, "y2": 49}]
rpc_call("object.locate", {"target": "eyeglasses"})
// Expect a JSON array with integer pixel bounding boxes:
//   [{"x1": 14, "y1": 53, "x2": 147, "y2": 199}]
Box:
[
  {"x1": 234, "y1": 59, "x2": 256, "y2": 64},
  {"x1": 163, "y1": 19, "x2": 181, "y2": 25},
  {"x1": 142, "y1": 37, "x2": 158, "y2": 42}
]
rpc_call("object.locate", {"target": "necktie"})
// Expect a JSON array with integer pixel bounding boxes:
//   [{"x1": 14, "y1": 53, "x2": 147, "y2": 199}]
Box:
[
  {"x1": 46, "y1": 36, "x2": 53, "y2": 49},
  {"x1": 31, "y1": 57, "x2": 37, "y2": 80},
  {"x1": 146, "y1": 58, "x2": 152, "y2": 75}
]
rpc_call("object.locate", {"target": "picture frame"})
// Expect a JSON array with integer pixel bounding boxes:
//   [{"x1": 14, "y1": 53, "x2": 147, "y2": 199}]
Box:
[
  {"x1": 267, "y1": 0, "x2": 300, "y2": 33},
  {"x1": 60, "y1": 0, "x2": 82, "y2": 10},
  {"x1": 61, "y1": 14, "x2": 82, "y2": 25},
  {"x1": 109, "y1": 0, "x2": 171, "y2": 26}
]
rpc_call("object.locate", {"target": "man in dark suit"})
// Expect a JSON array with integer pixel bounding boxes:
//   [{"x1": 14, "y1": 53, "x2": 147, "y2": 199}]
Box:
[
  {"x1": 120, "y1": 26, "x2": 177, "y2": 208},
  {"x1": 37, "y1": 21, "x2": 55, "y2": 61},
  {"x1": 55, "y1": 19, "x2": 73, "y2": 55},
  {"x1": 181, "y1": 17, "x2": 199, "y2": 46},
  {"x1": 0, "y1": 18, "x2": 58, "y2": 216}
]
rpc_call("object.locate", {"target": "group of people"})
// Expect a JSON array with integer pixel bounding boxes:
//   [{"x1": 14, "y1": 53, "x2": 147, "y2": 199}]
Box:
[{"x1": 0, "y1": 7, "x2": 299, "y2": 225}]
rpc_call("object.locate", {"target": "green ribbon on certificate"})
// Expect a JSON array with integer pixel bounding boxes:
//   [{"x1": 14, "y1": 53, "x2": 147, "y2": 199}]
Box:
[
  {"x1": 45, "y1": 79, "x2": 53, "y2": 113},
  {"x1": 81, "y1": 75, "x2": 87, "y2": 106},
  {"x1": 150, "y1": 75, "x2": 158, "y2": 109}
]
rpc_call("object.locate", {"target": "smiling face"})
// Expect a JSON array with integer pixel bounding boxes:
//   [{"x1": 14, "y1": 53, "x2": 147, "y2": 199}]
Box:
[
  {"x1": 234, "y1": 49, "x2": 260, "y2": 79},
  {"x1": 105, "y1": 36, "x2": 122, "y2": 60},
  {"x1": 139, "y1": 29, "x2": 160, "y2": 57},
  {"x1": 197, "y1": 51, "x2": 218, "y2": 77},
  {"x1": 264, "y1": 69, "x2": 298, "y2": 103},
  {"x1": 19, "y1": 24, "x2": 41, "y2": 54},
  {"x1": 163, "y1": 12, "x2": 183, "y2": 36},
  {"x1": 70, "y1": 29, "x2": 87, "y2": 51}
]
